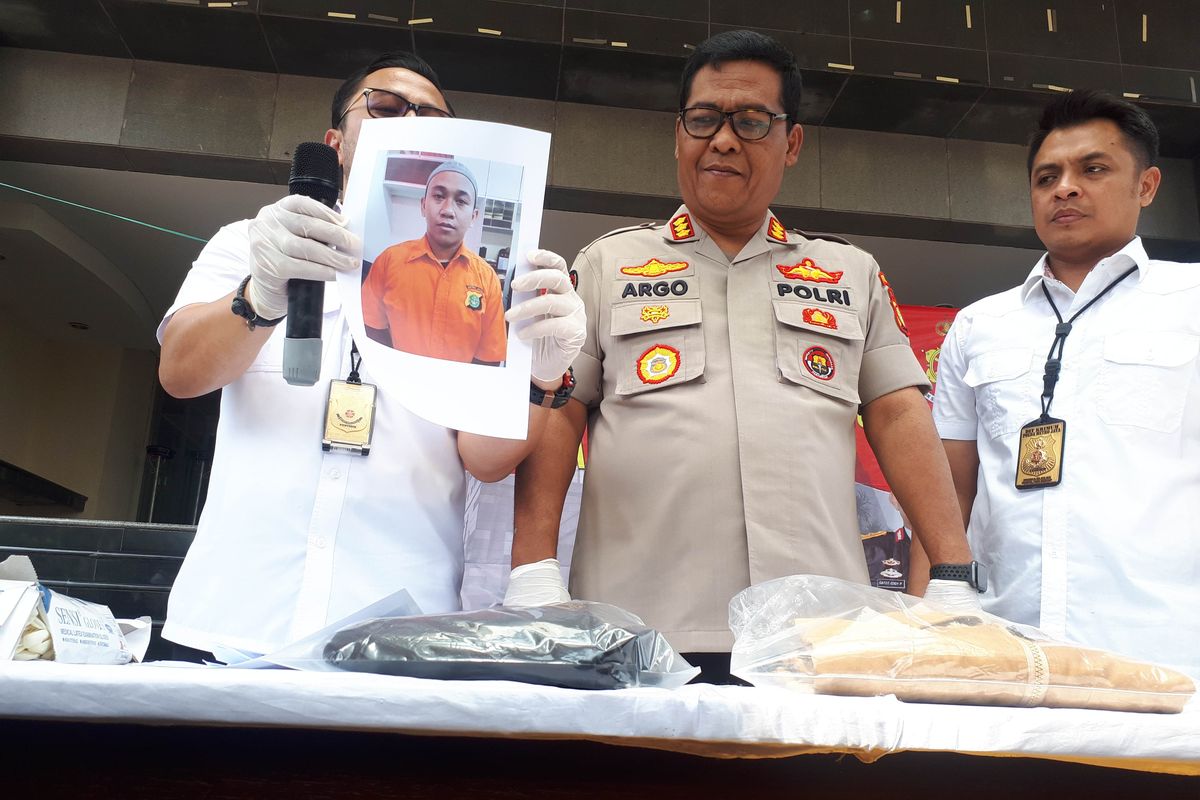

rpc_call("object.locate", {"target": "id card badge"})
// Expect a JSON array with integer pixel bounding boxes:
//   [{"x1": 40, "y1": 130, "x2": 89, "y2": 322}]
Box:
[
  {"x1": 323, "y1": 379, "x2": 377, "y2": 455},
  {"x1": 1015, "y1": 416, "x2": 1066, "y2": 490}
]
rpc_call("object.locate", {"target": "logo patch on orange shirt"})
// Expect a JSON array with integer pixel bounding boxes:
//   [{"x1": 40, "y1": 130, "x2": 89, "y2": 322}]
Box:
[
  {"x1": 620, "y1": 258, "x2": 689, "y2": 278},
  {"x1": 776, "y1": 259, "x2": 843, "y2": 283},
  {"x1": 465, "y1": 286, "x2": 483, "y2": 311}
]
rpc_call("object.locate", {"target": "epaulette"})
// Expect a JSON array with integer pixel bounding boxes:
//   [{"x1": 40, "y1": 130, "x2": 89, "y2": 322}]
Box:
[
  {"x1": 790, "y1": 228, "x2": 854, "y2": 248},
  {"x1": 578, "y1": 221, "x2": 660, "y2": 254}
]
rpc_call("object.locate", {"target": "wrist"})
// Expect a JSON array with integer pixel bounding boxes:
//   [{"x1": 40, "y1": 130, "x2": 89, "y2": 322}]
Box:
[{"x1": 529, "y1": 367, "x2": 575, "y2": 408}]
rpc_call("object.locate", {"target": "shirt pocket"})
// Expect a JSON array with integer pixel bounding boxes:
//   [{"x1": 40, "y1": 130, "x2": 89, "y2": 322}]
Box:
[
  {"x1": 963, "y1": 348, "x2": 1041, "y2": 440},
  {"x1": 610, "y1": 299, "x2": 706, "y2": 396},
  {"x1": 1097, "y1": 332, "x2": 1199, "y2": 432},
  {"x1": 772, "y1": 301, "x2": 863, "y2": 404}
]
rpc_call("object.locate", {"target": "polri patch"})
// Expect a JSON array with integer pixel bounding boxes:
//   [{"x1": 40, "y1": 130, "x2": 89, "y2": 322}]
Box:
[
  {"x1": 669, "y1": 213, "x2": 695, "y2": 241},
  {"x1": 767, "y1": 216, "x2": 788, "y2": 243}
]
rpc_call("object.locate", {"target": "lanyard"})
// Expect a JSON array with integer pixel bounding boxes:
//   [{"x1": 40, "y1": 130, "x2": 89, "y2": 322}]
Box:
[
  {"x1": 346, "y1": 340, "x2": 362, "y2": 384},
  {"x1": 1037, "y1": 265, "x2": 1137, "y2": 418}
]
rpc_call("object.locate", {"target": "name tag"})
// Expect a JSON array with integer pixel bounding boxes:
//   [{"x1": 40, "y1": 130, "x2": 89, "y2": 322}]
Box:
[
  {"x1": 323, "y1": 379, "x2": 377, "y2": 455},
  {"x1": 1015, "y1": 417, "x2": 1065, "y2": 490}
]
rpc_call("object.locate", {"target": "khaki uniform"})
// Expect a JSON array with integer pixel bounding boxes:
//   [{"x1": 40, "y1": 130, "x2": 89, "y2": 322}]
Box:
[{"x1": 569, "y1": 205, "x2": 927, "y2": 652}]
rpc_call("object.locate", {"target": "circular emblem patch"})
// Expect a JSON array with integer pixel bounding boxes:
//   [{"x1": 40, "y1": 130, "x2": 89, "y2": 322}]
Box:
[
  {"x1": 803, "y1": 346, "x2": 836, "y2": 381},
  {"x1": 636, "y1": 344, "x2": 681, "y2": 385}
]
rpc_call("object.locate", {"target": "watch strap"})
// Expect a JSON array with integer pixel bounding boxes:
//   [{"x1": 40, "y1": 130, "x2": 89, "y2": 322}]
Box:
[
  {"x1": 231, "y1": 275, "x2": 285, "y2": 331},
  {"x1": 929, "y1": 561, "x2": 988, "y2": 593},
  {"x1": 530, "y1": 367, "x2": 575, "y2": 409}
]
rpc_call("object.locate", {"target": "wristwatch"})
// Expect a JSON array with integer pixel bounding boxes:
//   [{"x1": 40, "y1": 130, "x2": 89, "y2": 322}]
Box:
[
  {"x1": 231, "y1": 275, "x2": 285, "y2": 331},
  {"x1": 929, "y1": 561, "x2": 989, "y2": 593},
  {"x1": 529, "y1": 367, "x2": 575, "y2": 409}
]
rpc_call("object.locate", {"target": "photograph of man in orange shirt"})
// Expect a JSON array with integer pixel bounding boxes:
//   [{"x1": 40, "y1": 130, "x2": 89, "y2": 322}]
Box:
[{"x1": 362, "y1": 160, "x2": 507, "y2": 364}]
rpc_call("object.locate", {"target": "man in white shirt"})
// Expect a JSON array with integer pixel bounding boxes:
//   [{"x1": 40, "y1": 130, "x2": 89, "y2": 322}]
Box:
[
  {"x1": 157, "y1": 51, "x2": 584, "y2": 656},
  {"x1": 932, "y1": 89, "x2": 1200, "y2": 676}
]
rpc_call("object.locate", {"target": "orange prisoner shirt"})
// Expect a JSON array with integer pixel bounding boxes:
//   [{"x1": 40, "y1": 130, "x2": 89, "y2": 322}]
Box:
[{"x1": 361, "y1": 236, "x2": 507, "y2": 364}]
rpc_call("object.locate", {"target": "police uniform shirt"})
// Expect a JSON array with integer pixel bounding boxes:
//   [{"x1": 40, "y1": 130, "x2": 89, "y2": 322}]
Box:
[{"x1": 569, "y1": 205, "x2": 928, "y2": 652}]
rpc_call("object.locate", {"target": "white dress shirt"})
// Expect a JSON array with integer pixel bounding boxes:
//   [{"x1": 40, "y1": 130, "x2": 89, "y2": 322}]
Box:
[
  {"x1": 933, "y1": 237, "x2": 1200, "y2": 676},
  {"x1": 157, "y1": 220, "x2": 468, "y2": 656}
]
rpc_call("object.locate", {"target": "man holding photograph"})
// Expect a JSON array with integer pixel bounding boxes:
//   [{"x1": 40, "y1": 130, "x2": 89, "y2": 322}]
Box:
[
  {"x1": 156, "y1": 51, "x2": 584, "y2": 658},
  {"x1": 362, "y1": 160, "x2": 508, "y2": 364}
]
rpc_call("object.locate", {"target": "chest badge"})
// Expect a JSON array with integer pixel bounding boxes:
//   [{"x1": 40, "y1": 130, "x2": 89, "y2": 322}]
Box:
[
  {"x1": 621, "y1": 258, "x2": 689, "y2": 278},
  {"x1": 777, "y1": 258, "x2": 843, "y2": 284},
  {"x1": 465, "y1": 285, "x2": 484, "y2": 311},
  {"x1": 636, "y1": 344, "x2": 681, "y2": 385},
  {"x1": 802, "y1": 307, "x2": 838, "y2": 330},
  {"x1": 803, "y1": 346, "x2": 836, "y2": 381},
  {"x1": 669, "y1": 213, "x2": 695, "y2": 241},
  {"x1": 641, "y1": 305, "x2": 671, "y2": 324},
  {"x1": 878, "y1": 271, "x2": 907, "y2": 334},
  {"x1": 767, "y1": 216, "x2": 788, "y2": 243}
]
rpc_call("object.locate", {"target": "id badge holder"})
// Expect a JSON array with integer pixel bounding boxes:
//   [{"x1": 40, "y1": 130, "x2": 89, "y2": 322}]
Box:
[
  {"x1": 1015, "y1": 416, "x2": 1066, "y2": 490},
  {"x1": 323, "y1": 379, "x2": 377, "y2": 455}
]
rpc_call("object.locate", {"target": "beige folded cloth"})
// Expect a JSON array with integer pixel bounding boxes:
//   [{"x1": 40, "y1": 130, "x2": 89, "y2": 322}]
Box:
[{"x1": 782, "y1": 608, "x2": 1194, "y2": 713}]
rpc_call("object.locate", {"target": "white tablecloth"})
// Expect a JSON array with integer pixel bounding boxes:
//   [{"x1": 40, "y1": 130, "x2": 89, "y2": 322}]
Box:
[{"x1": 1, "y1": 661, "x2": 1197, "y2": 775}]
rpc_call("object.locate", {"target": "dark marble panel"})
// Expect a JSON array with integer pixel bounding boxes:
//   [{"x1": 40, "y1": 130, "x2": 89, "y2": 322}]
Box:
[
  {"x1": 1140, "y1": 102, "x2": 1200, "y2": 160},
  {"x1": 565, "y1": 9, "x2": 707, "y2": 57},
  {"x1": 851, "y1": 38, "x2": 988, "y2": 84},
  {"x1": 122, "y1": 148, "x2": 277, "y2": 183},
  {"x1": 1115, "y1": 0, "x2": 1200, "y2": 72},
  {"x1": 1121, "y1": 64, "x2": 1200, "y2": 105},
  {"x1": 94, "y1": 555, "x2": 183, "y2": 587},
  {"x1": 948, "y1": 87, "x2": 1045, "y2": 145},
  {"x1": 558, "y1": 45, "x2": 683, "y2": 112},
  {"x1": 120, "y1": 527, "x2": 196, "y2": 557},
  {"x1": 0, "y1": 521, "x2": 122, "y2": 552},
  {"x1": 710, "y1": 0, "x2": 850, "y2": 36},
  {"x1": 259, "y1": 13, "x2": 420, "y2": 80},
  {"x1": 413, "y1": 0, "x2": 564, "y2": 43},
  {"x1": 566, "y1": 0, "x2": 702, "y2": 21},
  {"x1": 103, "y1": 0, "x2": 274, "y2": 72},
  {"x1": 710, "y1": 24, "x2": 851, "y2": 73},
  {"x1": 412, "y1": 30, "x2": 560, "y2": 98},
  {"x1": 988, "y1": 51, "x2": 1124, "y2": 94},
  {"x1": 984, "y1": 0, "x2": 1120, "y2": 63},
  {"x1": 850, "y1": 0, "x2": 985, "y2": 49},
  {"x1": 823, "y1": 74, "x2": 985, "y2": 137},
  {"x1": 0, "y1": 548, "x2": 97, "y2": 582},
  {"x1": 797, "y1": 69, "x2": 850, "y2": 126},
  {"x1": 0, "y1": 0, "x2": 129, "y2": 57}
]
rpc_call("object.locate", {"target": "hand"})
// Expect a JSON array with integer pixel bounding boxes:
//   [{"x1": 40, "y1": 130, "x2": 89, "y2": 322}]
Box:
[
  {"x1": 504, "y1": 250, "x2": 586, "y2": 385},
  {"x1": 920, "y1": 579, "x2": 984, "y2": 615},
  {"x1": 503, "y1": 558, "x2": 571, "y2": 607},
  {"x1": 246, "y1": 194, "x2": 362, "y2": 319}
]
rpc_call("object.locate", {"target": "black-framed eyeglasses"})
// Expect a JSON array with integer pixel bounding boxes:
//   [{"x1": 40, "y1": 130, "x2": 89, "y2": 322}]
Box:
[
  {"x1": 678, "y1": 107, "x2": 789, "y2": 142},
  {"x1": 336, "y1": 88, "x2": 453, "y2": 128}
]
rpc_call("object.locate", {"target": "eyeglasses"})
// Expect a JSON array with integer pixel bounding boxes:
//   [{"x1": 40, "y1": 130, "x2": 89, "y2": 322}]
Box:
[
  {"x1": 336, "y1": 88, "x2": 452, "y2": 128},
  {"x1": 678, "y1": 107, "x2": 789, "y2": 142}
]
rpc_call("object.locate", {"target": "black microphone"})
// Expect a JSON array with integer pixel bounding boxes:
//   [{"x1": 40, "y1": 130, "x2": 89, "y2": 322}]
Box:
[{"x1": 283, "y1": 142, "x2": 342, "y2": 386}]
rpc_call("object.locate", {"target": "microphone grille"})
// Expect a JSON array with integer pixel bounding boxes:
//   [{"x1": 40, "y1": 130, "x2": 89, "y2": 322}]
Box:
[{"x1": 289, "y1": 142, "x2": 341, "y2": 207}]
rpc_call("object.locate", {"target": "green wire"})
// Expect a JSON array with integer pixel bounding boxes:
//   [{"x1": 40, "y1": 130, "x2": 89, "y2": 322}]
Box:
[{"x1": 0, "y1": 180, "x2": 210, "y2": 244}]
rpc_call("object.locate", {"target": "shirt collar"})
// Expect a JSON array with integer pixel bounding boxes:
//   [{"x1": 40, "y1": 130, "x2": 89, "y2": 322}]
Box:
[
  {"x1": 408, "y1": 235, "x2": 469, "y2": 266},
  {"x1": 1020, "y1": 236, "x2": 1150, "y2": 305}
]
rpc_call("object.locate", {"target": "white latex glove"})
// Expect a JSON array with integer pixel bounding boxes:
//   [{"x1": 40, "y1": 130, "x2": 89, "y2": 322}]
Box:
[
  {"x1": 503, "y1": 558, "x2": 571, "y2": 607},
  {"x1": 921, "y1": 579, "x2": 984, "y2": 615},
  {"x1": 504, "y1": 249, "x2": 586, "y2": 384},
  {"x1": 246, "y1": 194, "x2": 362, "y2": 320}
]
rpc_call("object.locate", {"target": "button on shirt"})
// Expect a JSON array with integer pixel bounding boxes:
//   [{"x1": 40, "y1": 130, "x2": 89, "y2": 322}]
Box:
[
  {"x1": 361, "y1": 236, "x2": 507, "y2": 363},
  {"x1": 933, "y1": 238, "x2": 1200, "y2": 676},
  {"x1": 569, "y1": 206, "x2": 928, "y2": 652},
  {"x1": 157, "y1": 220, "x2": 469, "y2": 656}
]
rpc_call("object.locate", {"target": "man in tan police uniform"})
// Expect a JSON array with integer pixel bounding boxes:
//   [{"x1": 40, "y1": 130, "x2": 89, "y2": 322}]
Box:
[{"x1": 511, "y1": 30, "x2": 980, "y2": 675}]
